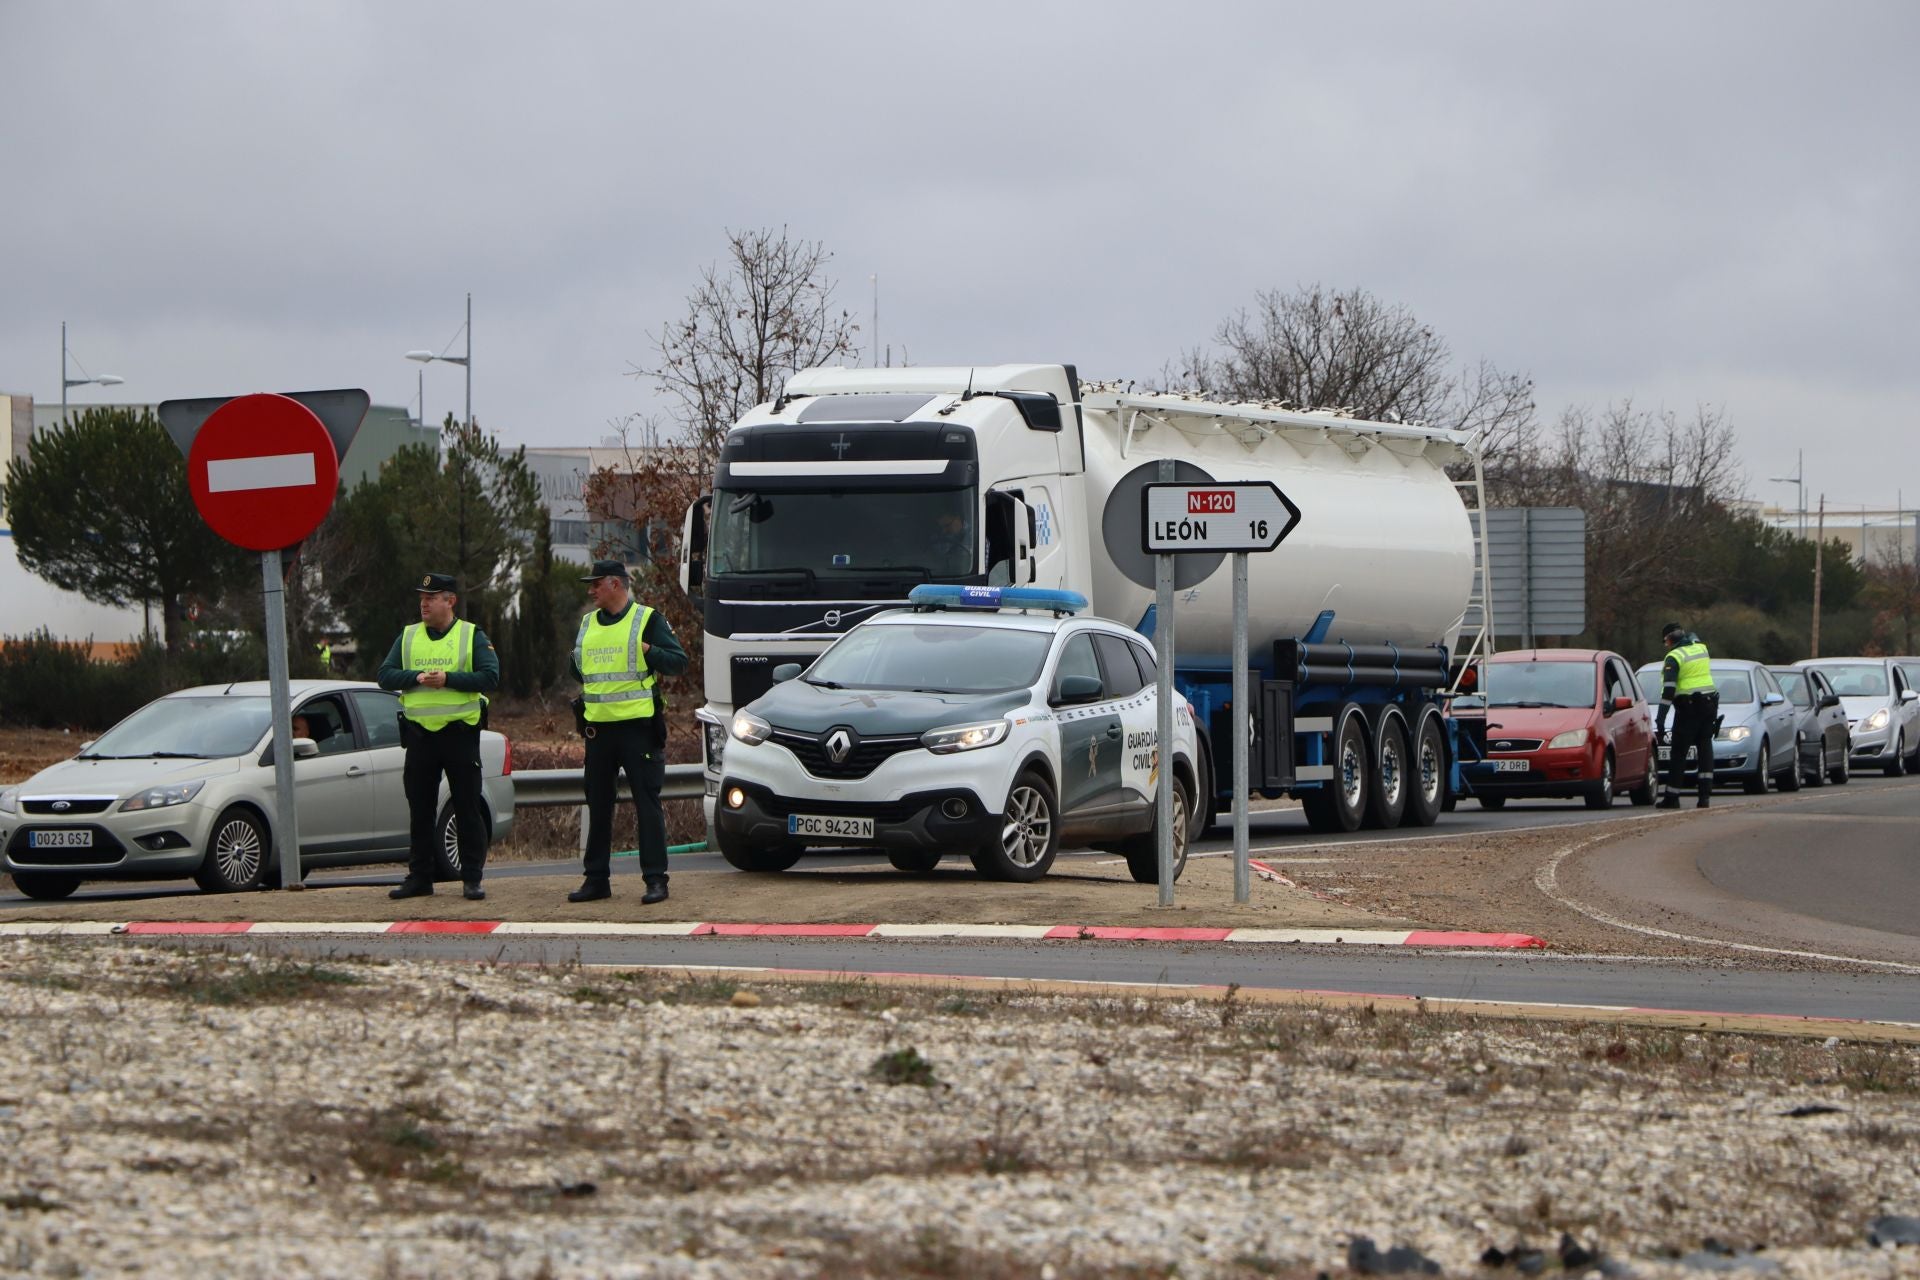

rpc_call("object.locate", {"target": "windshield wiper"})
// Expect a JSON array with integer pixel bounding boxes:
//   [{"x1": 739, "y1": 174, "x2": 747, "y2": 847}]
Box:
[
  {"x1": 1491, "y1": 700, "x2": 1564, "y2": 709},
  {"x1": 803, "y1": 676, "x2": 845, "y2": 689},
  {"x1": 143, "y1": 751, "x2": 207, "y2": 759}
]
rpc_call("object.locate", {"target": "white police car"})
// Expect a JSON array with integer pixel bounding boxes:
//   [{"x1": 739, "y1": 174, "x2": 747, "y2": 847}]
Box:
[{"x1": 714, "y1": 586, "x2": 1207, "y2": 883}]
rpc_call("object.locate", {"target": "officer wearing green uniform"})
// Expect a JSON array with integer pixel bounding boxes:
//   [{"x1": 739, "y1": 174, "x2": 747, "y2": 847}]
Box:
[
  {"x1": 1655, "y1": 621, "x2": 1717, "y2": 809},
  {"x1": 569, "y1": 559, "x2": 688, "y2": 904},
  {"x1": 378, "y1": 573, "x2": 501, "y2": 900}
]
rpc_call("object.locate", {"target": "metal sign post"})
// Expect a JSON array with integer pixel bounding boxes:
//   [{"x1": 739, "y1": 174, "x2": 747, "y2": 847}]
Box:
[
  {"x1": 1152, "y1": 461, "x2": 1176, "y2": 907},
  {"x1": 1141, "y1": 478, "x2": 1303, "y2": 908},
  {"x1": 259, "y1": 551, "x2": 299, "y2": 889}
]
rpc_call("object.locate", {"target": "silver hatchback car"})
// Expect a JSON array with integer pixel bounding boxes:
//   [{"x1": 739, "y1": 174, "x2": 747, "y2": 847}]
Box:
[{"x1": 1, "y1": 680, "x2": 514, "y2": 899}]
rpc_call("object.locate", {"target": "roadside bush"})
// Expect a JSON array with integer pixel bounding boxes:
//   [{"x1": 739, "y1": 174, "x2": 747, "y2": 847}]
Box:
[{"x1": 0, "y1": 630, "x2": 266, "y2": 730}]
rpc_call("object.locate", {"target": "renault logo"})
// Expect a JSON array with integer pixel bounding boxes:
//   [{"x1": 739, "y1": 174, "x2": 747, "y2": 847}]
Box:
[{"x1": 824, "y1": 729, "x2": 853, "y2": 765}]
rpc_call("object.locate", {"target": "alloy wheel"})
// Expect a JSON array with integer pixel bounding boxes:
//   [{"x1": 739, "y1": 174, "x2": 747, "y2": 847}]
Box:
[
  {"x1": 1000, "y1": 783, "x2": 1053, "y2": 869},
  {"x1": 213, "y1": 818, "x2": 263, "y2": 885}
]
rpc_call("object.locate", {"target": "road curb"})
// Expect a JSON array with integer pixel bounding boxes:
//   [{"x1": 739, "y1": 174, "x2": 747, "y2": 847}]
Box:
[{"x1": 0, "y1": 919, "x2": 1548, "y2": 948}]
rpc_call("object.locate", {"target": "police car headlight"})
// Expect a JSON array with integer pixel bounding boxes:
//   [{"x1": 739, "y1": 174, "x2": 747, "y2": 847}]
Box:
[
  {"x1": 921, "y1": 719, "x2": 1010, "y2": 754},
  {"x1": 120, "y1": 780, "x2": 207, "y2": 812},
  {"x1": 1546, "y1": 728, "x2": 1588, "y2": 749},
  {"x1": 1864, "y1": 708, "x2": 1890, "y2": 732},
  {"x1": 0, "y1": 788, "x2": 17, "y2": 815},
  {"x1": 1717, "y1": 725, "x2": 1751, "y2": 743},
  {"x1": 730, "y1": 710, "x2": 772, "y2": 746}
]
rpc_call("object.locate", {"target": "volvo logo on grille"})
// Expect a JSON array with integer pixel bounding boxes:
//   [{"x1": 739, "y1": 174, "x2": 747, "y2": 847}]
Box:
[
  {"x1": 51, "y1": 800, "x2": 72, "y2": 812},
  {"x1": 823, "y1": 609, "x2": 842, "y2": 628},
  {"x1": 824, "y1": 728, "x2": 853, "y2": 765}
]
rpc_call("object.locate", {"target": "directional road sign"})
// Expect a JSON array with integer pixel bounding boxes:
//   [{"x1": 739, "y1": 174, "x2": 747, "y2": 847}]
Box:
[
  {"x1": 1140, "y1": 480, "x2": 1301, "y2": 554},
  {"x1": 185, "y1": 393, "x2": 341, "y2": 552}
]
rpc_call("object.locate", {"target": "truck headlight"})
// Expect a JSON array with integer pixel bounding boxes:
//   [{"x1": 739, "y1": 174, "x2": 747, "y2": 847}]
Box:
[
  {"x1": 1864, "y1": 708, "x2": 1890, "y2": 732},
  {"x1": 921, "y1": 719, "x2": 1010, "y2": 754},
  {"x1": 1546, "y1": 728, "x2": 1588, "y2": 749},
  {"x1": 703, "y1": 720, "x2": 727, "y2": 767},
  {"x1": 730, "y1": 710, "x2": 772, "y2": 746},
  {"x1": 120, "y1": 780, "x2": 207, "y2": 812},
  {"x1": 0, "y1": 788, "x2": 17, "y2": 815},
  {"x1": 1717, "y1": 725, "x2": 1751, "y2": 743}
]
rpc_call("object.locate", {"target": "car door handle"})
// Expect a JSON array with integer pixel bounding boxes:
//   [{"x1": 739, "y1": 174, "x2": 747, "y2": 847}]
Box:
[
  {"x1": 345, "y1": 766, "x2": 365, "y2": 777},
  {"x1": 1106, "y1": 725, "x2": 1122, "y2": 739}
]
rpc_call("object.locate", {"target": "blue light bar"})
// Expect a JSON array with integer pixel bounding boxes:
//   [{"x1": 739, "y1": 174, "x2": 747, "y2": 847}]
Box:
[{"x1": 907, "y1": 584, "x2": 1089, "y2": 615}]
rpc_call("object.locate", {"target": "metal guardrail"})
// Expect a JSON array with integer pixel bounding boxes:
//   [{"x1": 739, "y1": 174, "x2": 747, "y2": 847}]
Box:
[{"x1": 512, "y1": 765, "x2": 705, "y2": 807}]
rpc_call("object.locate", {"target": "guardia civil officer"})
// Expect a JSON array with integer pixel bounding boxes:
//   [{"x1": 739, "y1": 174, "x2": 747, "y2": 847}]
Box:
[
  {"x1": 379, "y1": 573, "x2": 500, "y2": 900},
  {"x1": 569, "y1": 559, "x2": 688, "y2": 904},
  {"x1": 1655, "y1": 621, "x2": 1718, "y2": 809}
]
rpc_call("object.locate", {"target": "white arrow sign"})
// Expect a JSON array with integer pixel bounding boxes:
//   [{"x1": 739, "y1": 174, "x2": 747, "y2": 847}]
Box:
[{"x1": 1140, "y1": 481, "x2": 1302, "y2": 554}]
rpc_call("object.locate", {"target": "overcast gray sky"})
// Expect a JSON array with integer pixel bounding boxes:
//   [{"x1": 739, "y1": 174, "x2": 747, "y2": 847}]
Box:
[{"x1": 5, "y1": 1, "x2": 1915, "y2": 513}]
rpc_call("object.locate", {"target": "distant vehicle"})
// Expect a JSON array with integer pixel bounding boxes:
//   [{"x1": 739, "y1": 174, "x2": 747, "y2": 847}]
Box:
[
  {"x1": 1450, "y1": 649, "x2": 1656, "y2": 809},
  {"x1": 1767, "y1": 665, "x2": 1852, "y2": 786},
  {"x1": 0, "y1": 680, "x2": 514, "y2": 900},
  {"x1": 715, "y1": 585, "x2": 1205, "y2": 884},
  {"x1": 1635, "y1": 659, "x2": 1800, "y2": 794},
  {"x1": 1796, "y1": 657, "x2": 1920, "y2": 776}
]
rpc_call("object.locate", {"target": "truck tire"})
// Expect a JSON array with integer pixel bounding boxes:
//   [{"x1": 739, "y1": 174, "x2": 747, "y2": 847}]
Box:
[
  {"x1": 887, "y1": 851, "x2": 943, "y2": 874},
  {"x1": 1303, "y1": 706, "x2": 1368, "y2": 833},
  {"x1": 1363, "y1": 718, "x2": 1408, "y2": 829},
  {"x1": 1122, "y1": 773, "x2": 1192, "y2": 884},
  {"x1": 10, "y1": 871, "x2": 81, "y2": 900},
  {"x1": 1403, "y1": 713, "x2": 1445, "y2": 828},
  {"x1": 716, "y1": 828, "x2": 804, "y2": 873},
  {"x1": 970, "y1": 769, "x2": 1058, "y2": 882},
  {"x1": 194, "y1": 806, "x2": 271, "y2": 893}
]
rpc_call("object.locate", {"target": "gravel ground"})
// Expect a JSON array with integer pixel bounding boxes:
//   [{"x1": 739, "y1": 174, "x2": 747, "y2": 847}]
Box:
[{"x1": 4, "y1": 939, "x2": 1918, "y2": 1278}]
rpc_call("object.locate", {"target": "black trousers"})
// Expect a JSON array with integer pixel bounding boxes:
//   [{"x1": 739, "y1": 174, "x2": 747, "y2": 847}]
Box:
[
  {"x1": 404, "y1": 722, "x2": 488, "y2": 883},
  {"x1": 1663, "y1": 692, "x2": 1719, "y2": 800},
  {"x1": 583, "y1": 718, "x2": 668, "y2": 883}
]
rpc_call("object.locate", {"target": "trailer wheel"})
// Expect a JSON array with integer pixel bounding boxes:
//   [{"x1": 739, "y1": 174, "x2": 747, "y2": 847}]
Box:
[
  {"x1": 1403, "y1": 713, "x2": 1445, "y2": 827},
  {"x1": 1303, "y1": 706, "x2": 1368, "y2": 833},
  {"x1": 1363, "y1": 718, "x2": 1408, "y2": 829}
]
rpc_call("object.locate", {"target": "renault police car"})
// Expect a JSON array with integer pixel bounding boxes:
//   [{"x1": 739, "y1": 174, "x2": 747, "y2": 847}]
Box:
[{"x1": 713, "y1": 585, "x2": 1206, "y2": 883}]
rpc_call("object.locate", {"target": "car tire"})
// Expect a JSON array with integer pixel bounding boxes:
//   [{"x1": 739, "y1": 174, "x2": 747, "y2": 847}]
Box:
[
  {"x1": 10, "y1": 871, "x2": 81, "y2": 901},
  {"x1": 1123, "y1": 772, "x2": 1192, "y2": 885},
  {"x1": 971, "y1": 769, "x2": 1059, "y2": 882},
  {"x1": 715, "y1": 827, "x2": 805, "y2": 873},
  {"x1": 433, "y1": 803, "x2": 490, "y2": 882},
  {"x1": 887, "y1": 851, "x2": 943, "y2": 874},
  {"x1": 1775, "y1": 739, "x2": 1802, "y2": 792},
  {"x1": 1885, "y1": 733, "x2": 1907, "y2": 778},
  {"x1": 1830, "y1": 738, "x2": 1850, "y2": 786},
  {"x1": 1478, "y1": 795, "x2": 1507, "y2": 811},
  {"x1": 1627, "y1": 759, "x2": 1657, "y2": 806},
  {"x1": 1743, "y1": 740, "x2": 1771, "y2": 794},
  {"x1": 1403, "y1": 714, "x2": 1446, "y2": 828},
  {"x1": 1583, "y1": 751, "x2": 1616, "y2": 809},
  {"x1": 194, "y1": 806, "x2": 271, "y2": 893},
  {"x1": 1803, "y1": 733, "x2": 1827, "y2": 788},
  {"x1": 1362, "y1": 719, "x2": 1409, "y2": 830}
]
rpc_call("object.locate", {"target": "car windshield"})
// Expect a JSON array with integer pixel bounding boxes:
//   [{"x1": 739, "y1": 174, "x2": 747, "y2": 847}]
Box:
[
  {"x1": 1813, "y1": 664, "x2": 1890, "y2": 697},
  {"x1": 1772, "y1": 671, "x2": 1812, "y2": 707},
  {"x1": 1712, "y1": 670, "x2": 1755, "y2": 703},
  {"x1": 710, "y1": 487, "x2": 975, "y2": 580},
  {"x1": 80, "y1": 696, "x2": 270, "y2": 759},
  {"x1": 804, "y1": 623, "x2": 1051, "y2": 694},
  {"x1": 1482, "y1": 661, "x2": 1595, "y2": 709}
]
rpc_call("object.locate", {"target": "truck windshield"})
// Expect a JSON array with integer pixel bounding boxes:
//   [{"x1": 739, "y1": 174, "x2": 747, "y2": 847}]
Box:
[
  {"x1": 710, "y1": 487, "x2": 975, "y2": 579},
  {"x1": 1483, "y1": 662, "x2": 1596, "y2": 709},
  {"x1": 806, "y1": 623, "x2": 1051, "y2": 694}
]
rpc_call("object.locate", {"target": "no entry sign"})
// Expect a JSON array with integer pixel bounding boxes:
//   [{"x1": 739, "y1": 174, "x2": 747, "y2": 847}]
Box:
[{"x1": 186, "y1": 393, "x2": 341, "y2": 551}]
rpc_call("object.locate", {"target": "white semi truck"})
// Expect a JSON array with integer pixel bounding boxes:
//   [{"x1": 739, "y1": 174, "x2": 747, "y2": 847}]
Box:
[{"x1": 681, "y1": 363, "x2": 1486, "y2": 834}]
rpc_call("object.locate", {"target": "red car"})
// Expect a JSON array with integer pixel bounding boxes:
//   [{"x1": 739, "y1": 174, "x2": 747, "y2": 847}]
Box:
[{"x1": 1451, "y1": 649, "x2": 1657, "y2": 809}]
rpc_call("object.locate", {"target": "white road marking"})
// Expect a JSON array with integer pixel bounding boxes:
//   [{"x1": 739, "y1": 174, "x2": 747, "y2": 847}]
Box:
[{"x1": 206, "y1": 451, "x2": 316, "y2": 493}]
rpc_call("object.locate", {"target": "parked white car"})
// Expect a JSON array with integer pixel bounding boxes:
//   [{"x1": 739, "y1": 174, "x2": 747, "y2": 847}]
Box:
[
  {"x1": 715, "y1": 585, "x2": 1207, "y2": 883},
  {"x1": 1796, "y1": 658, "x2": 1920, "y2": 776},
  {"x1": 1, "y1": 680, "x2": 514, "y2": 899}
]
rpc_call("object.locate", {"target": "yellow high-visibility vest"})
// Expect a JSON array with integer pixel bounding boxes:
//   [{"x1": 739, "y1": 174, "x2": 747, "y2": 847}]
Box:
[
  {"x1": 400, "y1": 620, "x2": 485, "y2": 729},
  {"x1": 1671, "y1": 641, "x2": 1714, "y2": 695},
  {"x1": 575, "y1": 604, "x2": 656, "y2": 723}
]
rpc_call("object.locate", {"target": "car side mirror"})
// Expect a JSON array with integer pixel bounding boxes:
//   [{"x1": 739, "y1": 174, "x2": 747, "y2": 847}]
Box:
[
  {"x1": 1610, "y1": 695, "x2": 1633, "y2": 713},
  {"x1": 771, "y1": 663, "x2": 803, "y2": 684},
  {"x1": 1900, "y1": 688, "x2": 1920, "y2": 703},
  {"x1": 1054, "y1": 674, "x2": 1104, "y2": 705},
  {"x1": 293, "y1": 738, "x2": 320, "y2": 759},
  {"x1": 1819, "y1": 693, "x2": 1841, "y2": 709},
  {"x1": 1761, "y1": 692, "x2": 1784, "y2": 707}
]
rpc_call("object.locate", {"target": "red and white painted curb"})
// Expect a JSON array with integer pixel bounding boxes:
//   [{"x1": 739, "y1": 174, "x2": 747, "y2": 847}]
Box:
[{"x1": 0, "y1": 919, "x2": 1546, "y2": 947}]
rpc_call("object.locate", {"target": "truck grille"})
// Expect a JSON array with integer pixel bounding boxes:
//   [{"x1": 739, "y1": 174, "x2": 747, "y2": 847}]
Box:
[{"x1": 770, "y1": 727, "x2": 922, "y2": 780}]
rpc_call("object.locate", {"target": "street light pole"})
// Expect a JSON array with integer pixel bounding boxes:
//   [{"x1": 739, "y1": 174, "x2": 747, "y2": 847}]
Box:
[
  {"x1": 465, "y1": 291, "x2": 472, "y2": 431},
  {"x1": 60, "y1": 321, "x2": 124, "y2": 424}
]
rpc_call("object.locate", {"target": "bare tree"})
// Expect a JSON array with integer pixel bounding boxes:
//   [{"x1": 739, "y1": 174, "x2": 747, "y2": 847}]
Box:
[
  {"x1": 637, "y1": 227, "x2": 860, "y2": 465},
  {"x1": 1864, "y1": 536, "x2": 1920, "y2": 655}
]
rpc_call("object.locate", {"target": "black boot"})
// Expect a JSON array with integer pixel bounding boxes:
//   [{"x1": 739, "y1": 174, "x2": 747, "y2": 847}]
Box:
[
  {"x1": 641, "y1": 877, "x2": 669, "y2": 905},
  {"x1": 463, "y1": 881, "x2": 486, "y2": 901},
  {"x1": 389, "y1": 878, "x2": 434, "y2": 900},
  {"x1": 567, "y1": 878, "x2": 611, "y2": 903},
  {"x1": 1696, "y1": 794, "x2": 1711, "y2": 809},
  {"x1": 1655, "y1": 794, "x2": 1680, "y2": 810}
]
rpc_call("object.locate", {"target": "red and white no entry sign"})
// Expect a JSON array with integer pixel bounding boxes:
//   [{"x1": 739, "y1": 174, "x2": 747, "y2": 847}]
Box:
[{"x1": 186, "y1": 393, "x2": 341, "y2": 551}]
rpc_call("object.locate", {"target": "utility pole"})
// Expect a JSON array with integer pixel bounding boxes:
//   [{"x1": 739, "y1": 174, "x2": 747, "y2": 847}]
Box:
[{"x1": 1810, "y1": 494, "x2": 1825, "y2": 659}]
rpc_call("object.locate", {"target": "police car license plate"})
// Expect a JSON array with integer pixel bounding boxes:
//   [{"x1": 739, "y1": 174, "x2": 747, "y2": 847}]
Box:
[
  {"x1": 787, "y1": 814, "x2": 874, "y2": 840},
  {"x1": 29, "y1": 829, "x2": 91, "y2": 849},
  {"x1": 1492, "y1": 759, "x2": 1528, "y2": 772}
]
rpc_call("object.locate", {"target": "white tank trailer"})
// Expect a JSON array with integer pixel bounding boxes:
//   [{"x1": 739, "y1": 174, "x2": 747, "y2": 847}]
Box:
[{"x1": 682, "y1": 363, "x2": 1484, "y2": 833}]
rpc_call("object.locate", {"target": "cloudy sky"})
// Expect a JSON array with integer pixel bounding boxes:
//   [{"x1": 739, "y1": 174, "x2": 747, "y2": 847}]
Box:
[{"x1": 5, "y1": 1, "x2": 1914, "y2": 514}]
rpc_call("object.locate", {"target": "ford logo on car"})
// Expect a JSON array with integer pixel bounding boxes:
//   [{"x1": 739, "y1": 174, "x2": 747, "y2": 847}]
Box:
[{"x1": 52, "y1": 800, "x2": 71, "y2": 812}]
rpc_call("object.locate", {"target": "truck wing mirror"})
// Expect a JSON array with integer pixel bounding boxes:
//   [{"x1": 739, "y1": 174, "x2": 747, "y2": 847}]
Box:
[{"x1": 680, "y1": 494, "x2": 711, "y2": 599}]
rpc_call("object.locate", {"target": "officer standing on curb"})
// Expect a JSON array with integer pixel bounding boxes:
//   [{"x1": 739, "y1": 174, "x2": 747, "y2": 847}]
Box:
[
  {"x1": 380, "y1": 573, "x2": 500, "y2": 901},
  {"x1": 570, "y1": 558, "x2": 688, "y2": 904},
  {"x1": 1655, "y1": 621, "x2": 1718, "y2": 810}
]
